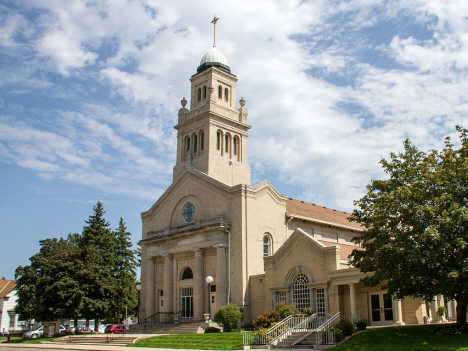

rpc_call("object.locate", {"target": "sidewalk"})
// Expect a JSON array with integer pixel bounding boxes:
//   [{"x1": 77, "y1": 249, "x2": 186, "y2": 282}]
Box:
[{"x1": 1, "y1": 346, "x2": 215, "y2": 351}]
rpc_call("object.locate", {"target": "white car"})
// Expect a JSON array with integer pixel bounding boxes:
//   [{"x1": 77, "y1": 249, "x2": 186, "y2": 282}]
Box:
[{"x1": 22, "y1": 325, "x2": 66, "y2": 339}]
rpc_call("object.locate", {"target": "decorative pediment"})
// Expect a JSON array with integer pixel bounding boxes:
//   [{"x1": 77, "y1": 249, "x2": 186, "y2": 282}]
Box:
[
  {"x1": 265, "y1": 228, "x2": 339, "y2": 268},
  {"x1": 142, "y1": 167, "x2": 233, "y2": 219}
]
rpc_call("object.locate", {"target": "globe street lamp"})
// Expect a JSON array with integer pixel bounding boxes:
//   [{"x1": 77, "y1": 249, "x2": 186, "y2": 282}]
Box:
[
  {"x1": 136, "y1": 284, "x2": 142, "y2": 324},
  {"x1": 206, "y1": 276, "x2": 213, "y2": 322}
]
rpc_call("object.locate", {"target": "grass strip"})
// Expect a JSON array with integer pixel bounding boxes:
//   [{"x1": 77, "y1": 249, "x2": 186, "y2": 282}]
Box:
[
  {"x1": 129, "y1": 332, "x2": 243, "y2": 350},
  {"x1": 334, "y1": 324, "x2": 468, "y2": 351}
]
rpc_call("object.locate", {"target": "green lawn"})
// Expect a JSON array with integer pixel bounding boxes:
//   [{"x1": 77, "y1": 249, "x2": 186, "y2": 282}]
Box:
[
  {"x1": 334, "y1": 324, "x2": 468, "y2": 351},
  {"x1": 129, "y1": 332, "x2": 243, "y2": 350}
]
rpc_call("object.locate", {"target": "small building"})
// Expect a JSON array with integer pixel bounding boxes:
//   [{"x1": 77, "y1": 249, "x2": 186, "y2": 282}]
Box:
[{"x1": 0, "y1": 279, "x2": 34, "y2": 334}]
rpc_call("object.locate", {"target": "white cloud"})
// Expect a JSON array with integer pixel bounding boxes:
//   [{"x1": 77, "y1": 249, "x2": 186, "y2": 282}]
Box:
[{"x1": 1, "y1": 0, "x2": 467, "y2": 212}]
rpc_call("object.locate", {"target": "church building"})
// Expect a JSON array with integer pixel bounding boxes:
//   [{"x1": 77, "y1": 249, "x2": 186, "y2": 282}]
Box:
[{"x1": 139, "y1": 26, "x2": 455, "y2": 327}]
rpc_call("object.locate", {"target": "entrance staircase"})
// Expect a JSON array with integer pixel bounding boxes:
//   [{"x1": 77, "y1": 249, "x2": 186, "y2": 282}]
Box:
[
  {"x1": 242, "y1": 312, "x2": 341, "y2": 349},
  {"x1": 50, "y1": 335, "x2": 139, "y2": 347}
]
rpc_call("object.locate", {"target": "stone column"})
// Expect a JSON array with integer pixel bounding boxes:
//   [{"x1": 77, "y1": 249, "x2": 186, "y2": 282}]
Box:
[
  {"x1": 430, "y1": 297, "x2": 439, "y2": 323},
  {"x1": 145, "y1": 258, "x2": 155, "y2": 318},
  {"x1": 193, "y1": 250, "x2": 205, "y2": 320},
  {"x1": 451, "y1": 300, "x2": 457, "y2": 320},
  {"x1": 163, "y1": 255, "x2": 173, "y2": 313},
  {"x1": 324, "y1": 287, "x2": 330, "y2": 315},
  {"x1": 216, "y1": 244, "x2": 228, "y2": 308},
  {"x1": 349, "y1": 283, "x2": 357, "y2": 321},
  {"x1": 393, "y1": 299, "x2": 405, "y2": 325}
]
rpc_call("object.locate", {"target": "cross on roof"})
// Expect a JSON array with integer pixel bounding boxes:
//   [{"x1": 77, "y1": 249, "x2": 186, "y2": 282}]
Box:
[{"x1": 211, "y1": 15, "x2": 219, "y2": 47}]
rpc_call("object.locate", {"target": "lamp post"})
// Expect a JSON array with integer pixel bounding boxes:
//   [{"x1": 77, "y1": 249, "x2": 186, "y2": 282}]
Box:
[
  {"x1": 136, "y1": 284, "x2": 142, "y2": 324},
  {"x1": 206, "y1": 276, "x2": 213, "y2": 322}
]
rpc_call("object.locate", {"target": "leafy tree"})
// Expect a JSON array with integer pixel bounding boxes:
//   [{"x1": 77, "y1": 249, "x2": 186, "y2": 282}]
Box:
[
  {"x1": 113, "y1": 218, "x2": 139, "y2": 322},
  {"x1": 78, "y1": 202, "x2": 117, "y2": 328},
  {"x1": 350, "y1": 126, "x2": 468, "y2": 330},
  {"x1": 15, "y1": 238, "x2": 84, "y2": 321}
]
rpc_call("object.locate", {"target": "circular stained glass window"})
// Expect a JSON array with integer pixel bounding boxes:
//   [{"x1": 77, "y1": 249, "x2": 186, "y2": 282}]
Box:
[{"x1": 182, "y1": 203, "x2": 195, "y2": 223}]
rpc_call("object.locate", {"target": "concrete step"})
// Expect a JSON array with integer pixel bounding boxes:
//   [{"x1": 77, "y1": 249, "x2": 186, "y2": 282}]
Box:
[{"x1": 51, "y1": 336, "x2": 138, "y2": 346}]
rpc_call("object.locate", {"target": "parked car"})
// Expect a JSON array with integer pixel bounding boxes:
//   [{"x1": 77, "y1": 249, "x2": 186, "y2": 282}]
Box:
[
  {"x1": 22, "y1": 325, "x2": 66, "y2": 339},
  {"x1": 104, "y1": 324, "x2": 127, "y2": 334},
  {"x1": 61, "y1": 326, "x2": 96, "y2": 335}
]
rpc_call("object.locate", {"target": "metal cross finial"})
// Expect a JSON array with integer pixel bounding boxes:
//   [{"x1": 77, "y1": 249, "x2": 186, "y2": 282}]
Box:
[{"x1": 211, "y1": 15, "x2": 219, "y2": 47}]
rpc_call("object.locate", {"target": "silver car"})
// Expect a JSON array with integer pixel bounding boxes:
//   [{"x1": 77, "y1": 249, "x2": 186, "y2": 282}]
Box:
[{"x1": 22, "y1": 325, "x2": 66, "y2": 339}]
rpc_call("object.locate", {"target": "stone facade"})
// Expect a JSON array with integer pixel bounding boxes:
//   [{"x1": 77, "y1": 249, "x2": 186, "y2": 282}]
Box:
[{"x1": 139, "y1": 47, "x2": 454, "y2": 326}]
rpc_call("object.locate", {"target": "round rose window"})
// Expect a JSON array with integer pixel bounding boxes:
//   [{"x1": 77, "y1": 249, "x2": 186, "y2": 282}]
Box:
[{"x1": 182, "y1": 203, "x2": 195, "y2": 223}]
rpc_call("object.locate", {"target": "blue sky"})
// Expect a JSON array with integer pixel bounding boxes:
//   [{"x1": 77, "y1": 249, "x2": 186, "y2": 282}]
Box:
[{"x1": 1, "y1": 0, "x2": 467, "y2": 280}]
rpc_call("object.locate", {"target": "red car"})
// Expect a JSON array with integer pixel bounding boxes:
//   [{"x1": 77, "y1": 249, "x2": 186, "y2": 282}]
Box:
[{"x1": 104, "y1": 324, "x2": 127, "y2": 334}]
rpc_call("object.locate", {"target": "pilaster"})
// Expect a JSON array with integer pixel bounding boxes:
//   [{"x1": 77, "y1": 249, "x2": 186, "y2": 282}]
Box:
[
  {"x1": 216, "y1": 244, "x2": 228, "y2": 308},
  {"x1": 145, "y1": 258, "x2": 155, "y2": 317},
  {"x1": 194, "y1": 250, "x2": 205, "y2": 320},
  {"x1": 163, "y1": 255, "x2": 173, "y2": 313}
]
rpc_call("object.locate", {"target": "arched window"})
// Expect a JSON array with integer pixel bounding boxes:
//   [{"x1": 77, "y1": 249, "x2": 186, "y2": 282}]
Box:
[
  {"x1": 225, "y1": 134, "x2": 230, "y2": 153},
  {"x1": 217, "y1": 131, "x2": 221, "y2": 151},
  {"x1": 224, "y1": 88, "x2": 229, "y2": 101},
  {"x1": 198, "y1": 88, "x2": 201, "y2": 102},
  {"x1": 193, "y1": 134, "x2": 198, "y2": 153},
  {"x1": 200, "y1": 132, "x2": 204, "y2": 151},
  {"x1": 185, "y1": 137, "x2": 190, "y2": 157},
  {"x1": 263, "y1": 234, "x2": 272, "y2": 256},
  {"x1": 203, "y1": 86, "x2": 207, "y2": 99},
  {"x1": 233, "y1": 137, "x2": 239, "y2": 157},
  {"x1": 181, "y1": 267, "x2": 193, "y2": 280},
  {"x1": 218, "y1": 85, "x2": 222, "y2": 99},
  {"x1": 292, "y1": 274, "x2": 310, "y2": 311}
]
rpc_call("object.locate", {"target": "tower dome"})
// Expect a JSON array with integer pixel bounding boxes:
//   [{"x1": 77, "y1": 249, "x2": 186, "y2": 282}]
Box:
[
  {"x1": 200, "y1": 46, "x2": 229, "y2": 66},
  {"x1": 197, "y1": 46, "x2": 231, "y2": 74}
]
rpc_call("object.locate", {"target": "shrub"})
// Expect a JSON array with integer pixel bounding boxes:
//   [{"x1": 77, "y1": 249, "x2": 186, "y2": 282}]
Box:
[
  {"x1": 303, "y1": 307, "x2": 314, "y2": 316},
  {"x1": 254, "y1": 311, "x2": 277, "y2": 329},
  {"x1": 276, "y1": 302, "x2": 300, "y2": 319},
  {"x1": 355, "y1": 319, "x2": 367, "y2": 331},
  {"x1": 204, "y1": 326, "x2": 221, "y2": 333},
  {"x1": 213, "y1": 304, "x2": 243, "y2": 332},
  {"x1": 334, "y1": 327, "x2": 344, "y2": 342},
  {"x1": 335, "y1": 319, "x2": 355, "y2": 336},
  {"x1": 241, "y1": 323, "x2": 255, "y2": 331}
]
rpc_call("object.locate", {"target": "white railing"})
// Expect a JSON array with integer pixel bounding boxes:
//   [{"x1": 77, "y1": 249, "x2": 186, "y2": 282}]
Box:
[
  {"x1": 242, "y1": 312, "x2": 344, "y2": 348},
  {"x1": 274, "y1": 313, "x2": 320, "y2": 347},
  {"x1": 242, "y1": 314, "x2": 310, "y2": 346},
  {"x1": 303, "y1": 312, "x2": 341, "y2": 346}
]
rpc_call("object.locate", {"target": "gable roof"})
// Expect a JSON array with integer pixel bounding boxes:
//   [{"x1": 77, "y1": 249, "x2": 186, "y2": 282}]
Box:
[
  {"x1": 0, "y1": 279, "x2": 17, "y2": 298},
  {"x1": 286, "y1": 198, "x2": 363, "y2": 230}
]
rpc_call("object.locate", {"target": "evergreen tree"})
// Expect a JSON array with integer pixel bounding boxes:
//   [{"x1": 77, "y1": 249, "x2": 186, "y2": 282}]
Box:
[
  {"x1": 113, "y1": 218, "x2": 138, "y2": 322},
  {"x1": 78, "y1": 202, "x2": 117, "y2": 327}
]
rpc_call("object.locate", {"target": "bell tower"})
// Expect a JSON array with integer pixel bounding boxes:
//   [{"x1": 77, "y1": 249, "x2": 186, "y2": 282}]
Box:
[{"x1": 173, "y1": 18, "x2": 251, "y2": 186}]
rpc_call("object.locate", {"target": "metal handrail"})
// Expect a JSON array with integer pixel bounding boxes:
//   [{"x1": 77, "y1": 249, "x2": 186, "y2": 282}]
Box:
[
  {"x1": 242, "y1": 314, "x2": 310, "y2": 346},
  {"x1": 292, "y1": 312, "x2": 341, "y2": 346},
  {"x1": 106, "y1": 328, "x2": 125, "y2": 343}
]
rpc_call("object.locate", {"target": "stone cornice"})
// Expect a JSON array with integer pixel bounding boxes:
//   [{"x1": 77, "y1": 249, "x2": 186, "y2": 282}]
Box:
[{"x1": 142, "y1": 217, "x2": 231, "y2": 245}]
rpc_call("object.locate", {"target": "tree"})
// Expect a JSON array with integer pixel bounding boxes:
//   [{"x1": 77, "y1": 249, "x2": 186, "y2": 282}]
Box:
[
  {"x1": 350, "y1": 126, "x2": 468, "y2": 331},
  {"x1": 15, "y1": 238, "x2": 84, "y2": 321},
  {"x1": 113, "y1": 218, "x2": 139, "y2": 323},
  {"x1": 78, "y1": 202, "x2": 117, "y2": 328}
]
